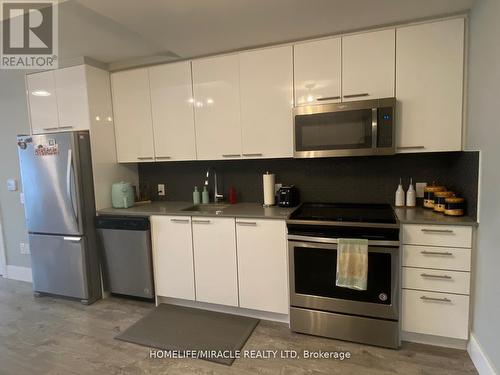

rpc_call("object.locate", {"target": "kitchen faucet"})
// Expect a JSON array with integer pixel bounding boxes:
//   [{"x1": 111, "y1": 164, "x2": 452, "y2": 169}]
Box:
[{"x1": 204, "y1": 167, "x2": 224, "y2": 203}]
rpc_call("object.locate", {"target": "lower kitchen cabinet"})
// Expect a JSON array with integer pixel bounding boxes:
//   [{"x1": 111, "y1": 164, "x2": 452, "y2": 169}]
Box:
[
  {"x1": 192, "y1": 217, "x2": 239, "y2": 306},
  {"x1": 151, "y1": 216, "x2": 196, "y2": 301},
  {"x1": 236, "y1": 219, "x2": 288, "y2": 314},
  {"x1": 401, "y1": 223, "x2": 473, "y2": 341}
]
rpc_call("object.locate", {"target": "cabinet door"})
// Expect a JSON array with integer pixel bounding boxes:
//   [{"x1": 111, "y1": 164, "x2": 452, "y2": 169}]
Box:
[
  {"x1": 192, "y1": 55, "x2": 242, "y2": 160},
  {"x1": 239, "y1": 46, "x2": 293, "y2": 158},
  {"x1": 151, "y1": 216, "x2": 195, "y2": 301},
  {"x1": 294, "y1": 37, "x2": 342, "y2": 106},
  {"x1": 149, "y1": 62, "x2": 197, "y2": 161},
  {"x1": 342, "y1": 29, "x2": 395, "y2": 101},
  {"x1": 192, "y1": 217, "x2": 238, "y2": 306},
  {"x1": 26, "y1": 71, "x2": 59, "y2": 134},
  {"x1": 396, "y1": 19, "x2": 464, "y2": 153},
  {"x1": 111, "y1": 68, "x2": 155, "y2": 163},
  {"x1": 236, "y1": 219, "x2": 288, "y2": 314},
  {"x1": 54, "y1": 65, "x2": 91, "y2": 131}
]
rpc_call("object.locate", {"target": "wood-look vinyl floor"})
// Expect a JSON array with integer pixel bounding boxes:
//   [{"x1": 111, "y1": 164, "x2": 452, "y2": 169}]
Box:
[{"x1": 0, "y1": 278, "x2": 477, "y2": 375}]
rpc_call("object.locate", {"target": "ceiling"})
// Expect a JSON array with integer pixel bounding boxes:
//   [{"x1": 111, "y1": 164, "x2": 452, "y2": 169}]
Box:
[{"x1": 56, "y1": 0, "x2": 477, "y2": 69}]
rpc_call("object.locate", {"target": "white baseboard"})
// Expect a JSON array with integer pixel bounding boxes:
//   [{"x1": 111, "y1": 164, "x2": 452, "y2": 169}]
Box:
[
  {"x1": 157, "y1": 296, "x2": 290, "y2": 324},
  {"x1": 4, "y1": 265, "x2": 33, "y2": 283},
  {"x1": 468, "y1": 333, "x2": 498, "y2": 375}
]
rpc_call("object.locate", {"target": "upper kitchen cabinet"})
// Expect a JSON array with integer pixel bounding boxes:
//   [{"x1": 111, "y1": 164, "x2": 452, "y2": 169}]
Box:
[
  {"x1": 294, "y1": 37, "x2": 342, "y2": 106},
  {"x1": 111, "y1": 68, "x2": 155, "y2": 163},
  {"x1": 396, "y1": 18, "x2": 465, "y2": 153},
  {"x1": 342, "y1": 29, "x2": 395, "y2": 101},
  {"x1": 239, "y1": 46, "x2": 294, "y2": 158},
  {"x1": 54, "y1": 65, "x2": 91, "y2": 131},
  {"x1": 192, "y1": 55, "x2": 242, "y2": 160},
  {"x1": 149, "y1": 62, "x2": 197, "y2": 161},
  {"x1": 27, "y1": 65, "x2": 91, "y2": 134},
  {"x1": 26, "y1": 70, "x2": 59, "y2": 134}
]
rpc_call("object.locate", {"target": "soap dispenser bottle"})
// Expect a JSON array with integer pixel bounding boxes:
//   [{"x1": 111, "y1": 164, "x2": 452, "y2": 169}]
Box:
[
  {"x1": 395, "y1": 178, "x2": 405, "y2": 207},
  {"x1": 193, "y1": 186, "x2": 201, "y2": 204},
  {"x1": 406, "y1": 178, "x2": 416, "y2": 207},
  {"x1": 202, "y1": 186, "x2": 209, "y2": 204}
]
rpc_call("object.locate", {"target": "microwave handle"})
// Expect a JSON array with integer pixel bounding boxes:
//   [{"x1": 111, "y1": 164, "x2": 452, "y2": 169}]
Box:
[{"x1": 371, "y1": 108, "x2": 378, "y2": 148}]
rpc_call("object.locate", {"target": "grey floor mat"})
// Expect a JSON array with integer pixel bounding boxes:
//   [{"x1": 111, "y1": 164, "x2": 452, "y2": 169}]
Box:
[{"x1": 115, "y1": 304, "x2": 259, "y2": 365}]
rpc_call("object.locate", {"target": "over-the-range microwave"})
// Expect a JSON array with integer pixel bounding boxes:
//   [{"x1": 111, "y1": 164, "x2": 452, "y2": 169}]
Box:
[{"x1": 293, "y1": 97, "x2": 396, "y2": 158}]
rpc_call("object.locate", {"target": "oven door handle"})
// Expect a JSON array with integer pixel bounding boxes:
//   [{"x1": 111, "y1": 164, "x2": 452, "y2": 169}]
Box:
[{"x1": 287, "y1": 234, "x2": 400, "y2": 247}]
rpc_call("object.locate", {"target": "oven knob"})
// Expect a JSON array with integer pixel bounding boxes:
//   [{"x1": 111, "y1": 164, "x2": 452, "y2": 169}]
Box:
[{"x1": 379, "y1": 293, "x2": 388, "y2": 301}]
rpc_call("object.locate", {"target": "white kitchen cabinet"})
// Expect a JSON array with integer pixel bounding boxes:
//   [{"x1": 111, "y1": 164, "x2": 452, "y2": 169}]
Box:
[
  {"x1": 149, "y1": 62, "x2": 197, "y2": 161},
  {"x1": 192, "y1": 217, "x2": 239, "y2": 306},
  {"x1": 236, "y1": 219, "x2": 288, "y2": 314},
  {"x1": 26, "y1": 70, "x2": 59, "y2": 133},
  {"x1": 342, "y1": 29, "x2": 395, "y2": 101},
  {"x1": 54, "y1": 65, "x2": 90, "y2": 131},
  {"x1": 151, "y1": 216, "x2": 196, "y2": 301},
  {"x1": 239, "y1": 46, "x2": 293, "y2": 158},
  {"x1": 401, "y1": 222, "x2": 473, "y2": 342},
  {"x1": 294, "y1": 37, "x2": 342, "y2": 106},
  {"x1": 111, "y1": 68, "x2": 155, "y2": 163},
  {"x1": 192, "y1": 55, "x2": 242, "y2": 160},
  {"x1": 396, "y1": 18, "x2": 464, "y2": 153}
]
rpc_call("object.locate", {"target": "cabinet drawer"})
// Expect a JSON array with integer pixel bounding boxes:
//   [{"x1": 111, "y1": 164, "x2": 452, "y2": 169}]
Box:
[
  {"x1": 403, "y1": 267, "x2": 470, "y2": 295},
  {"x1": 403, "y1": 245, "x2": 471, "y2": 271},
  {"x1": 403, "y1": 224, "x2": 472, "y2": 248},
  {"x1": 402, "y1": 289, "x2": 469, "y2": 339}
]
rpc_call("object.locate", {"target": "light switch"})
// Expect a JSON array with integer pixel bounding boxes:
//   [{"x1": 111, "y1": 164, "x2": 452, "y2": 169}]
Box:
[
  {"x1": 7, "y1": 178, "x2": 17, "y2": 191},
  {"x1": 158, "y1": 184, "x2": 166, "y2": 196}
]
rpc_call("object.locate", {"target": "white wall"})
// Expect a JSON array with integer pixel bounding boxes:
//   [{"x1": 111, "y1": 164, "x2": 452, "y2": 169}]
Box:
[
  {"x1": 467, "y1": 0, "x2": 500, "y2": 372},
  {"x1": 0, "y1": 70, "x2": 31, "y2": 269}
]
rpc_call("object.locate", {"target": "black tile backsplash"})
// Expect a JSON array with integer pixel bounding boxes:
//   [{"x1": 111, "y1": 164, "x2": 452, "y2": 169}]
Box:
[{"x1": 139, "y1": 151, "x2": 479, "y2": 218}]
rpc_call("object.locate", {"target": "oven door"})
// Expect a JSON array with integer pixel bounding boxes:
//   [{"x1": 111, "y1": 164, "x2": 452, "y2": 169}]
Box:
[
  {"x1": 289, "y1": 238, "x2": 399, "y2": 320},
  {"x1": 293, "y1": 98, "x2": 395, "y2": 158}
]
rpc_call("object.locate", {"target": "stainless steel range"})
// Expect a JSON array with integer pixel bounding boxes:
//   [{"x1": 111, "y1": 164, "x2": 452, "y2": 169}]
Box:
[{"x1": 287, "y1": 203, "x2": 400, "y2": 348}]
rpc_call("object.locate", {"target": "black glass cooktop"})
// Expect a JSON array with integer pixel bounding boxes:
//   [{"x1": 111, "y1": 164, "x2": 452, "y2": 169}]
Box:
[{"x1": 289, "y1": 203, "x2": 397, "y2": 224}]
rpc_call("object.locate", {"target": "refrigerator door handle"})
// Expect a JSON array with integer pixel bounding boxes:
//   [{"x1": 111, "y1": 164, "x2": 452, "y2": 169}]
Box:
[
  {"x1": 66, "y1": 149, "x2": 78, "y2": 223},
  {"x1": 63, "y1": 236, "x2": 82, "y2": 242}
]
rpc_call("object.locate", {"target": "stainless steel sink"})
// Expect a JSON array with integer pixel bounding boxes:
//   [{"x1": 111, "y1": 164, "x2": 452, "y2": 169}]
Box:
[{"x1": 181, "y1": 203, "x2": 230, "y2": 213}]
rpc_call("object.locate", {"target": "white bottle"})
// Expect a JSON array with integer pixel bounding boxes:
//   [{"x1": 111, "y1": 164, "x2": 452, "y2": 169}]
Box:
[
  {"x1": 406, "y1": 178, "x2": 416, "y2": 207},
  {"x1": 395, "y1": 178, "x2": 405, "y2": 207}
]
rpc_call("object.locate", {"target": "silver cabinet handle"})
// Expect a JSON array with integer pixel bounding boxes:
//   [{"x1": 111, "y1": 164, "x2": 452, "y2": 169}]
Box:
[
  {"x1": 192, "y1": 219, "x2": 211, "y2": 224},
  {"x1": 421, "y1": 250, "x2": 453, "y2": 256},
  {"x1": 137, "y1": 156, "x2": 154, "y2": 160},
  {"x1": 421, "y1": 229, "x2": 454, "y2": 234},
  {"x1": 170, "y1": 218, "x2": 189, "y2": 223},
  {"x1": 397, "y1": 146, "x2": 426, "y2": 150},
  {"x1": 237, "y1": 221, "x2": 257, "y2": 226},
  {"x1": 59, "y1": 126, "x2": 73, "y2": 129},
  {"x1": 316, "y1": 96, "x2": 341, "y2": 101},
  {"x1": 156, "y1": 156, "x2": 171, "y2": 160},
  {"x1": 42, "y1": 127, "x2": 58, "y2": 131},
  {"x1": 63, "y1": 236, "x2": 81, "y2": 242},
  {"x1": 421, "y1": 273, "x2": 452, "y2": 279},
  {"x1": 343, "y1": 93, "x2": 369, "y2": 99},
  {"x1": 420, "y1": 296, "x2": 451, "y2": 303},
  {"x1": 222, "y1": 154, "x2": 241, "y2": 158},
  {"x1": 242, "y1": 153, "x2": 263, "y2": 157}
]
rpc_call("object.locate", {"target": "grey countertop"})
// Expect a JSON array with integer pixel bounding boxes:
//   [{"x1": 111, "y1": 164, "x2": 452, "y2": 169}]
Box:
[
  {"x1": 393, "y1": 206, "x2": 478, "y2": 226},
  {"x1": 97, "y1": 201, "x2": 296, "y2": 220},
  {"x1": 97, "y1": 201, "x2": 478, "y2": 226}
]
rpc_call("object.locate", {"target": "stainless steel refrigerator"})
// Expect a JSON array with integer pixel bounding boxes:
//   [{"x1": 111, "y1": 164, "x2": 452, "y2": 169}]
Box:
[{"x1": 17, "y1": 131, "x2": 101, "y2": 304}]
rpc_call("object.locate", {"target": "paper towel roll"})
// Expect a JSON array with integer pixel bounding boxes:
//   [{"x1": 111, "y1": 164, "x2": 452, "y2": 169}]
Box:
[{"x1": 263, "y1": 172, "x2": 275, "y2": 206}]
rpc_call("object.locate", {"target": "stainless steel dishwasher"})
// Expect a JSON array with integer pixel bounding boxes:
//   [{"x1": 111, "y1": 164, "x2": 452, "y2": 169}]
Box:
[{"x1": 96, "y1": 216, "x2": 154, "y2": 300}]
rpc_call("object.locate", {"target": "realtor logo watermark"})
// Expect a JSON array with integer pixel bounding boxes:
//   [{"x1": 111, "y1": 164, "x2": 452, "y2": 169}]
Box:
[{"x1": 1, "y1": 0, "x2": 58, "y2": 69}]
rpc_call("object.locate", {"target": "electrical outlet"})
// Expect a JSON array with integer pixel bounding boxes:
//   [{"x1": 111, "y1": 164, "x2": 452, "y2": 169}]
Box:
[
  {"x1": 157, "y1": 184, "x2": 166, "y2": 196},
  {"x1": 20, "y1": 242, "x2": 30, "y2": 255},
  {"x1": 416, "y1": 182, "x2": 427, "y2": 198},
  {"x1": 20, "y1": 192, "x2": 25, "y2": 205},
  {"x1": 274, "y1": 183, "x2": 282, "y2": 193}
]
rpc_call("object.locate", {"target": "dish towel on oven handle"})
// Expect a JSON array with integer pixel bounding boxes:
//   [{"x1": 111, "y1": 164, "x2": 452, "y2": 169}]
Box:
[{"x1": 336, "y1": 238, "x2": 368, "y2": 290}]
